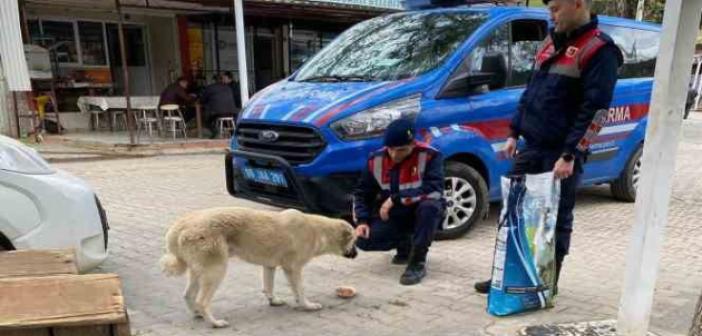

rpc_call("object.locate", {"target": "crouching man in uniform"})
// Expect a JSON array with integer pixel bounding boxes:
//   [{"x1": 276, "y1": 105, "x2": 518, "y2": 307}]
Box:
[{"x1": 353, "y1": 119, "x2": 446, "y2": 286}]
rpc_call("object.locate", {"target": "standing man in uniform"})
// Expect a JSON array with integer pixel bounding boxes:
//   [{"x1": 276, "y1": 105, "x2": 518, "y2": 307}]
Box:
[
  {"x1": 353, "y1": 119, "x2": 446, "y2": 286},
  {"x1": 474, "y1": 0, "x2": 623, "y2": 294}
]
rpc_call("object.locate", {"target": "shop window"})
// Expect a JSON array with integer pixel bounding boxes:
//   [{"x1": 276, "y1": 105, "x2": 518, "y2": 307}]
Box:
[
  {"x1": 40, "y1": 20, "x2": 79, "y2": 63},
  {"x1": 78, "y1": 21, "x2": 107, "y2": 66},
  {"x1": 290, "y1": 30, "x2": 321, "y2": 71},
  {"x1": 28, "y1": 20, "x2": 42, "y2": 44}
]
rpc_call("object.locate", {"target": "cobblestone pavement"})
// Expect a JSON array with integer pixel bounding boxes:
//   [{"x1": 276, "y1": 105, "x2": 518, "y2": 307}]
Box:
[{"x1": 55, "y1": 115, "x2": 702, "y2": 336}]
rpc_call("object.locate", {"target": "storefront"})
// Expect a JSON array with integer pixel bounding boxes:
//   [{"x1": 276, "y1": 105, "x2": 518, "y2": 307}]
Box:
[
  {"x1": 10, "y1": 0, "x2": 400, "y2": 134},
  {"x1": 179, "y1": 0, "x2": 399, "y2": 94},
  {"x1": 181, "y1": 14, "x2": 354, "y2": 93},
  {"x1": 21, "y1": 1, "x2": 185, "y2": 115}
]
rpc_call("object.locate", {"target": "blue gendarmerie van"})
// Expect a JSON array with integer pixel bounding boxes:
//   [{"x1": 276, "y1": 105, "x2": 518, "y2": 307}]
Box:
[{"x1": 226, "y1": 4, "x2": 661, "y2": 239}]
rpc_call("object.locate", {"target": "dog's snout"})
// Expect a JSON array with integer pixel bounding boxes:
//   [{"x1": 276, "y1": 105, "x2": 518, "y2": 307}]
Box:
[{"x1": 344, "y1": 246, "x2": 358, "y2": 259}]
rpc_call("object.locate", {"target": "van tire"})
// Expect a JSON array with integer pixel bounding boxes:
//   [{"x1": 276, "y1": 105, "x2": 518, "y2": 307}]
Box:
[
  {"x1": 611, "y1": 145, "x2": 643, "y2": 202},
  {"x1": 436, "y1": 162, "x2": 489, "y2": 240}
]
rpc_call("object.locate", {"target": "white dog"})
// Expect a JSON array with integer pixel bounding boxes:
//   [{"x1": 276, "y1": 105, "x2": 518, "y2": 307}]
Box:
[{"x1": 160, "y1": 207, "x2": 357, "y2": 328}]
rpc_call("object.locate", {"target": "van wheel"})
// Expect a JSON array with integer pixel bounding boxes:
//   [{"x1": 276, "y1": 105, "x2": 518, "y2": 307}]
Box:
[
  {"x1": 611, "y1": 145, "x2": 643, "y2": 202},
  {"x1": 436, "y1": 162, "x2": 489, "y2": 240}
]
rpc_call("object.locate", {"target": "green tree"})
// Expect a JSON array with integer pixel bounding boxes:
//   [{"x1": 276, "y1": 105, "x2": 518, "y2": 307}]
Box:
[{"x1": 591, "y1": 0, "x2": 665, "y2": 23}]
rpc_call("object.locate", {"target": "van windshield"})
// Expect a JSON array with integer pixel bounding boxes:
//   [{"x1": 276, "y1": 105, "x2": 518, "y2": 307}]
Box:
[{"x1": 295, "y1": 12, "x2": 487, "y2": 82}]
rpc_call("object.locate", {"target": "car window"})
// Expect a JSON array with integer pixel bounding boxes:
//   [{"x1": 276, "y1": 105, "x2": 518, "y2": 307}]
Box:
[{"x1": 600, "y1": 25, "x2": 660, "y2": 79}]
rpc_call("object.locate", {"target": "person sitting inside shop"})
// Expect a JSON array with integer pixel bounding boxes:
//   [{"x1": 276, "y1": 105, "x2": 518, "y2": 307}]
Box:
[
  {"x1": 158, "y1": 76, "x2": 196, "y2": 123},
  {"x1": 200, "y1": 74, "x2": 239, "y2": 138}
]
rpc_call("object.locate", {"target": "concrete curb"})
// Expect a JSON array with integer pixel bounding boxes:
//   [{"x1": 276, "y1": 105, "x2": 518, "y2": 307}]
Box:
[
  {"x1": 518, "y1": 320, "x2": 659, "y2": 336},
  {"x1": 37, "y1": 135, "x2": 229, "y2": 163}
]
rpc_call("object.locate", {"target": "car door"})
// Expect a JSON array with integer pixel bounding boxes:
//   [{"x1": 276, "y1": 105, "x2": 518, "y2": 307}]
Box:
[{"x1": 581, "y1": 25, "x2": 659, "y2": 185}]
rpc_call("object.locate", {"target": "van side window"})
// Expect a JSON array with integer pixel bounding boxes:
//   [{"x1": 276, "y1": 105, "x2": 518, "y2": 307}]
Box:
[
  {"x1": 600, "y1": 25, "x2": 660, "y2": 79},
  {"x1": 456, "y1": 19, "x2": 547, "y2": 93},
  {"x1": 509, "y1": 20, "x2": 548, "y2": 86},
  {"x1": 464, "y1": 24, "x2": 510, "y2": 90}
]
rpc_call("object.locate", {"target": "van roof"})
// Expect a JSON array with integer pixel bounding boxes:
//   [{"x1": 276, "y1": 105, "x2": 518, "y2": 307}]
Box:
[{"x1": 398, "y1": 6, "x2": 661, "y2": 31}]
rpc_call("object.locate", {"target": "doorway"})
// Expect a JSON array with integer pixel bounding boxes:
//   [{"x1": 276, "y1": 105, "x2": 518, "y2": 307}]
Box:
[{"x1": 106, "y1": 23, "x2": 152, "y2": 95}]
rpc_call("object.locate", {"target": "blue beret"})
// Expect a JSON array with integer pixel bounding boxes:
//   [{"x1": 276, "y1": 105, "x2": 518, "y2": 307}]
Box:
[{"x1": 384, "y1": 119, "x2": 415, "y2": 147}]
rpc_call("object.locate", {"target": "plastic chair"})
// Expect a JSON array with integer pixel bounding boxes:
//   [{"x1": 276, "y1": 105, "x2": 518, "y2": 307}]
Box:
[
  {"x1": 217, "y1": 117, "x2": 235, "y2": 138},
  {"x1": 160, "y1": 104, "x2": 188, "y2": 140},
  {"x1": 134, "y1": 107, "x2": 161, "y2": 141}
]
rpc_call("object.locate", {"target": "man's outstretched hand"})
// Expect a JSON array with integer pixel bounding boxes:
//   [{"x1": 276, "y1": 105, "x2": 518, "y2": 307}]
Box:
[{"x1": 356, "y1": 224, "x2": 370, "y2": 239}]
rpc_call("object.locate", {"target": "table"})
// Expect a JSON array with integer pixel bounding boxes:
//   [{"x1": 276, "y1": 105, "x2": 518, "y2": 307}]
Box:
[
  {"x1": 77, "y1": 96, "x2": 202, "y2": 137},
  {"x1": 76, "y1": 96, "x2": 160, "y2": 113}
]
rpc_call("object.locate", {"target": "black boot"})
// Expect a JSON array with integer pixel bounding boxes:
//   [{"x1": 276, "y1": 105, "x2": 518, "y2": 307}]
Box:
[
  {"x1": 474, "y1": 279, "x2": 492, "y2": 294},
  {"x1": 392, "y1": 236, "x2": 411, "y2": 265},
  {"x1": 400, "y1": 246, "x2": 428, "y2": 286}
]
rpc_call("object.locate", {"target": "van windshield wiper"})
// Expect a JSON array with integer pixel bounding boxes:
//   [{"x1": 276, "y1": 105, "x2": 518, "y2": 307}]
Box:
[
  {"x1": 298, "y1": 74, "x2": 375, "y2": 82},
  {"x1": 299, "y1": 75, "x2": 343, "y2": 82}
]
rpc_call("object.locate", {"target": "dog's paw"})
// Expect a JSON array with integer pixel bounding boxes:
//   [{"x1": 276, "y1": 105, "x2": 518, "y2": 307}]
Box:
[
  {"x1": 268, "y1": 297, "x2": 286, "y2": 307},
  {"x1": 210, "y1": 319, "x2": 230, "y2": 328},
  {"x1": 302, "y1": 302, "x2": 323, "y2": 311}
]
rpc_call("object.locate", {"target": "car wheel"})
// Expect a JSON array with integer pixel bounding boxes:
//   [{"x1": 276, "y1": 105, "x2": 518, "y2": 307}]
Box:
[
  {"x1": 611, "y1": 145, "x2": 643, "y2": 202},
  {"x1": 436, "y1": 161, "x2": 489, "y2": 240},
  {"x1": 0, "y1": 233, "x2": 14, "y2": 251}
]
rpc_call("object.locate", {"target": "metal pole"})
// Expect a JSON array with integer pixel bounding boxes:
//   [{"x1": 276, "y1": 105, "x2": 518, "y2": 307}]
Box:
[
  {"x1": 214, "y1": 19, "x2": 221, "y2": 74},
  {"x1": 694, "y1": 57, "x2": 702, "y2": 110},
  {"x1": 115, "y1": 0, "x2": 136, "y2": 145},
  {"x1": 233, "y1": 0, "x2": 250, "y2": 106},
  {"x1": 694, "y1": 56, "x2": 702, "y2": 90},
  {"x1": 19, "y1": 1, "x2": 29, "y2": 42},
  {"x1": 617, "y1": 0, "x2": 702, "y2": 335},
  {"x1": 635, "y1": 0, "x2": 645, "y2": 21},
  {"x1": 12, "y1": 92, "x2": 20, "y2": 138}
]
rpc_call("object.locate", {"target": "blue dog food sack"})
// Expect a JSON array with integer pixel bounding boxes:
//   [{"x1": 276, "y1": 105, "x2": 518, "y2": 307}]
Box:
[{"x1": 487, "y1": 172, "x2": 560, "y2": 316}]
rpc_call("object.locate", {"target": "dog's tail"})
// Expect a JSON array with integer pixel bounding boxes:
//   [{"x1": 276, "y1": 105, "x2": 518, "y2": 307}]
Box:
[{"x1": 160, "y1": 228, "x2": 187, "y2": 276}]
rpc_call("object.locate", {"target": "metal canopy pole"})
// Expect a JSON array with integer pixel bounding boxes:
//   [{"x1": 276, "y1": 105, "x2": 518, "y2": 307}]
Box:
[
  {"x1": 616, "y1": 0, "x2": 702, "y2": 335},
  {"x1": 115, "y1": 0, "x2": 136, "y2": 145},
  {"x1": 233, "y1": 0, "x2": 250, "y2": 107}
]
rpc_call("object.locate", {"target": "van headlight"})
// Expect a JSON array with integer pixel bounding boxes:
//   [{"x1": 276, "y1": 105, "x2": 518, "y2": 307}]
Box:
[
  {"x1": 0, "y1": 142, "x2": 54, "y2": 174},
  {"x1": 331, "y1": 95, "x2": 421, "y2": 140}
]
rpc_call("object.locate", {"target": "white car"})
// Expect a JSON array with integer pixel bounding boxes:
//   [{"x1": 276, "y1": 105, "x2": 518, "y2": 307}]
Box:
[{"x1": 0, "y1": 135, "x2": 108, "y2": 271}]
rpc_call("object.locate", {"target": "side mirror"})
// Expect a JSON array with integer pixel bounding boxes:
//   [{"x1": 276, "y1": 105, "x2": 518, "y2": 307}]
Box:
[{"x1": 437, "y1": 72, "x2": 494, "y2": 99}]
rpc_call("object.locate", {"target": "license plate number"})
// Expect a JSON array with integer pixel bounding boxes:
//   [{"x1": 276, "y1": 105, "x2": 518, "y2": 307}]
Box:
[{"x1": 242, "y1": 167, "x2": 288, "y2": 188}]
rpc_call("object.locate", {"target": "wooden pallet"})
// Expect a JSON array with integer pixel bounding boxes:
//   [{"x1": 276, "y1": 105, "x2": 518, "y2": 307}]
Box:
[
  {"x1": 0, "y1": 249, "x2": 78, "y2": 278},
  {"x1": 0, "y1": 274, "x2": 130, "y2": 336}
]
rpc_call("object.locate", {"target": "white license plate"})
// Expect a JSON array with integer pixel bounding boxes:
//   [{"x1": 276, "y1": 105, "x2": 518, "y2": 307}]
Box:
[{"x1": 242, "y1": 167, "x2": 288, "y2": 188}]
